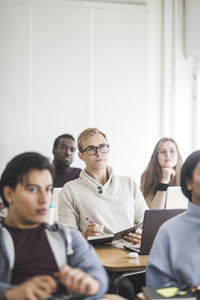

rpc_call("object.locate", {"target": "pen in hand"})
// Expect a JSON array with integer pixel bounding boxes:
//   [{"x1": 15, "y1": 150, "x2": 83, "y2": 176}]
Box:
[
  {"x1": 86, "y1": 217, "x2": 94, "y2": 224},
  {"x1": 86, "y1": 217, "x2": 105, "y2": 235}
]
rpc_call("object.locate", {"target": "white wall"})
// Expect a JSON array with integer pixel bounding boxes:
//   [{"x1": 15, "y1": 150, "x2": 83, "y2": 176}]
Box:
[
  {"x1": 159, "y1": 0, "x2": 193, "y2": 161},
  {"x1": 184, "y1": 0, "x2": 200, "y2": 57},
  {"x1": 0, "y1": 0, "x2": 195, "y2": 184}
]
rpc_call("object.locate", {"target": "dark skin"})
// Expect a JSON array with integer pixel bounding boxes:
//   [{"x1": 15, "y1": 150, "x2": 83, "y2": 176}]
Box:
[
  {"x1": 53, "y1": 138, "x2": 76, "y2": 169},
  {"x1": 187, "y1": 162, "x2": 200, "y2": 206}
]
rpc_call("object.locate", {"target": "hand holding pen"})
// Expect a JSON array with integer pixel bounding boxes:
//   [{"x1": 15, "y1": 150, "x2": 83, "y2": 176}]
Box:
[{"x1": 83, "y1": 217, "x2": 104, "y2": 239}]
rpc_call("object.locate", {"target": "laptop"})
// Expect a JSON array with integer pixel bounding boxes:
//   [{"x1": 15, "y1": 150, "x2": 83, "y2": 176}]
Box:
[
  {"x1": 124, "y1": 209, "x2": 185, "y2": 255},
  {"x1": 166, "y1": 186, "x2": 188, "y2": 209}
]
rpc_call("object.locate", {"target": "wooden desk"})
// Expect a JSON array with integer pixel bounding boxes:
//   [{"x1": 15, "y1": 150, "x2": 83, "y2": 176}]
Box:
[
  {"x1": 95, "y1": 244, "x2": 148, "y2": 272},
  {"x1": 104, "y1": 294, "x2": 127, "y2": 299}
]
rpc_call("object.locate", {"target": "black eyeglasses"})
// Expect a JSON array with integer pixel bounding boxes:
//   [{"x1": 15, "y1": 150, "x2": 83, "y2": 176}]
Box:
[{"x1": 81, "y1": 144, "x2": 110, "y2": 156}]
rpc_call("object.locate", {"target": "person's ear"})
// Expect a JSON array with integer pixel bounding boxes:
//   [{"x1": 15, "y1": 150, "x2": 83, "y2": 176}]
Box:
[
  {"x1": 78, "y1": 151, "x2": 85, "y2": 162},
  {"x1": 186, "y1": 179, "x2": 193, "y2": 191},
  {"x1": 3, "y1": 186, "x2": 14, "y2": 205}
]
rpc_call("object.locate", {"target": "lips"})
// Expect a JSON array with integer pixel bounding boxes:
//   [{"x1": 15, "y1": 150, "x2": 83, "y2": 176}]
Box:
[
  {"x1": 64, "y1": 156, "x2": 72, "y2": 162},
  {"x1": 36, "y1": 209, "x2": 47, "y2": 215}
]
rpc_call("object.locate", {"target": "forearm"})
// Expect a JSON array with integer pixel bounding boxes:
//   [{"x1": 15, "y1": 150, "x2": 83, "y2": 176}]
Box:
[
  {"x1": 147, "y1": 191, "x2": 167, "y2": 209},
  {"x1": 0, "y1": 282, "x2": 13, "y2": 300},
  {"x1": 68, "y1": 231, "x2": 108, "y2": 298}
]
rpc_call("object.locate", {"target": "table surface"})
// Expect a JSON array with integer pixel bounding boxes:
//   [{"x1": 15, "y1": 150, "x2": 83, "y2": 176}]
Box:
[
  {"x1": 104, "y1": 294, "x2": 127, "y2": 300},
  {"x1": 95, "y1": 244, "x2": 148, "y2": 272}
]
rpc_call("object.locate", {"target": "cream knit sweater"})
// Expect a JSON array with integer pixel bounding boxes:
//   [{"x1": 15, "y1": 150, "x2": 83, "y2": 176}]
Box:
[{"x1": 58, "y1": 167, "x2": 148, "y2": 234}]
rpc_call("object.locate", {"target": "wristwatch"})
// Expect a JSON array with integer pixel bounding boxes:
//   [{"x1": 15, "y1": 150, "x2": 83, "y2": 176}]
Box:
[{"x1": 156, "y1": 183, "x2": 169, "y2": 191}]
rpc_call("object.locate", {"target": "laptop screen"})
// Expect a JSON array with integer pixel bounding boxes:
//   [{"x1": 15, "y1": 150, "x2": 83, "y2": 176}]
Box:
[
  {"x1": 166, "y1": 186, "x2": 188, "y2": 209},
  {"x1": 139, "y1": 208, "x2": 185, "y2": 255}
]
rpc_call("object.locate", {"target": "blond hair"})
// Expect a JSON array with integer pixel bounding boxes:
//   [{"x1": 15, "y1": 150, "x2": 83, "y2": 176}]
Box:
[{"x1": 77, "y1": 128, "x2": 108, "y2": 152}]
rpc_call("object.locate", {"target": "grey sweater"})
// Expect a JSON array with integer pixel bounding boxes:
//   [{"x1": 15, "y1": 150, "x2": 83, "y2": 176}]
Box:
[
  {"x1": 146, "y1": 201, "x2": 200, "y2": 288},
  {"x1": 0, "y1": 222, "x2": 108, "y2": 299}
]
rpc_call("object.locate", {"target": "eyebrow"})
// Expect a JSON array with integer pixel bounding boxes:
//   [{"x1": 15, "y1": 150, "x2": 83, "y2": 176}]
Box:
[
  {"x1": 24, "y1": 183, "x2": 53, "y2": 188},
  {"x1": 61, "y1": 144, "x2": 75, "y2": 147},
  {"x1": 88, "y1": 144, "x2": 106, "y2": 147},
  {"x1": 159, "y1": 147, "x2": 176, "y2": 150}
]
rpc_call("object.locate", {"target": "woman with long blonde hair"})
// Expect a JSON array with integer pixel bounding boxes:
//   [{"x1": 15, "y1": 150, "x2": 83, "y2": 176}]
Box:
[{"x1": 141, "y1": 137, "x2": 182, "y2": 209}]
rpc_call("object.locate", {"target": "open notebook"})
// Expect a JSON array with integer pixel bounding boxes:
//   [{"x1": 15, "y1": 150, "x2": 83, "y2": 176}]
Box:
[
  {"x1": 87, "y1": 224, "x2": 141, "y2": 245},
  {"x1": 142, "y1": 286, "x2": 195, "y2": 300}
]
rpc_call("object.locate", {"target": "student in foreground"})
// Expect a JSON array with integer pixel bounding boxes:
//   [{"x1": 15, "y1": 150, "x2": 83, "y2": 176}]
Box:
[
  {"x1": 59, "y1": 127, "x2": 148, "y2": 243},
  {"x1": 0, "y1": 152, "x2": 108, "y2": 300},
  {"x1": 141, "y1": 137, "x2": 182, "y2": 209},
  {"x1": 146, "y1": 150, "x2": 200, "y2": 287}
]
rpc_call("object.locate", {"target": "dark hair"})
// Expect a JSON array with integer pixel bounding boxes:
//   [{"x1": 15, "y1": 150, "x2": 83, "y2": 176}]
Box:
[
  {"x1": 0, "y1": 152, "x2": 54, "y2": 207},
  {"x1": 181, "y1": 150, "x2": 200, "y2": 201},
  {"x1": 53, "y1": 134, "x2": 75, "y2": 149}
]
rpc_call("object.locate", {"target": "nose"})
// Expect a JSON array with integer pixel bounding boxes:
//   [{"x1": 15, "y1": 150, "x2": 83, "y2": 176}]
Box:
[
  {"x1": 96, "y1": 148, "x2": 103, "y2": 156},
  {"x1": 165, "y1": 151, "x2": 171, "y2": 158},
  {"x1": 65, "y1": 148, "x2": 72, "y2": 156},
  {"x1": 38, "y1": 190, "x2": 50, "y2": 204}
]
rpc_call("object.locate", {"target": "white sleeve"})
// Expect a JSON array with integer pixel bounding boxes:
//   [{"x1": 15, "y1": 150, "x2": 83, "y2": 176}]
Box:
[
  {"x1": 58, "y1": 184, "x2": 80, "y2": 231},
  {"x1": 133, "y1": 180, "x2": 149, "y2": 225}
]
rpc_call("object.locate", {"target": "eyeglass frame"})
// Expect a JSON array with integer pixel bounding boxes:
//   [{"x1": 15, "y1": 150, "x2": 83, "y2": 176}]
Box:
[{"x1": 81, "y1": 144, "x2": 110, "y2": 156}]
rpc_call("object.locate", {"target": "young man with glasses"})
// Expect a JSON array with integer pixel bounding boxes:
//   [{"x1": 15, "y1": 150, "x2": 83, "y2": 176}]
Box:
[
  {"x1": 59, "y1": 128, "x2": 148, "y2": 244},
  {"x1": 58, "y1": 128, "x2": 148, "y2": 300}
]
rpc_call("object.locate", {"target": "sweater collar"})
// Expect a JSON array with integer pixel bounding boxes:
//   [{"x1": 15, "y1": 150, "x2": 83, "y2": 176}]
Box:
[
  {"x1": 80, "y1": 166, "x2": 113, "y2": 187},
  {"x1": 186, "y1": 200, "x2": 200, "y2": 218},
  {"x1": 79, "y1": 166, "x2": 115, "y2": 195}
]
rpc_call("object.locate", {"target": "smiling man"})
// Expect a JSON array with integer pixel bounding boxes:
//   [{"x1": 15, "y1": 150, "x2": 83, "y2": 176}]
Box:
[
  {"x1": 0, "y1": 152, "x2": 108, "y2": 300},
  {"x1": 53, "y1": 134, "x2": 81, "y2": 187}
]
